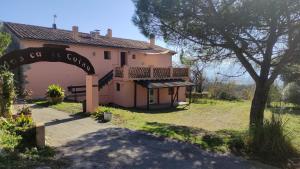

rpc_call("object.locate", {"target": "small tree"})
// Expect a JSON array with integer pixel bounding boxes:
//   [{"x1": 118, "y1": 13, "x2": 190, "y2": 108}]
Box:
[
  {"x1": 0, "y1": 32, "x2": 11, "y2": 56},
  {"x1": 266, "y1": 84, "x2": 282, "y2": 107},
  {"x1": 0, "y1": 70, "x2": 16, "y2": 118},
  {"x1": 132, "y1": 0, "x2": 300, "y2": 127},
  {"x1": 282, "y1": 82, "x2": 300, "y2": 105},
  {"x1": 180, "y1": 51, "x2": 206, "y2": 93}
]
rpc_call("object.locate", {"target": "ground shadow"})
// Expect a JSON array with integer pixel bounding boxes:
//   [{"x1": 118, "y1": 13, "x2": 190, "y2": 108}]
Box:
[
  {"x1": 44, "y1": 112, "x2": 89, "y2": 127},
  {"x1": 108, "y1": 104, "x2": 188, "y2": 114},
  {"x1": 56, "y1": 127, "x2": 272, "y2": 169}
]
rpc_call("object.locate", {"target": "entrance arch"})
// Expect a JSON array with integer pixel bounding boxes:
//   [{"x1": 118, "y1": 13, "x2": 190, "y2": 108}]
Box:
[
  {"x1": 0, "y1": 47, "x2": 99, "y2": 112},
  {"x1": 0, "y1": 47, "x2": 95, "y2": 74}
]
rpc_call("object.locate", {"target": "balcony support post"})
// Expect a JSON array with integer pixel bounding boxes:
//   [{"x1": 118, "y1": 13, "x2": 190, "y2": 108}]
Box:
[
  {"x1": 189, "y1": 86, "x2": 192, "y2": 104},
  {"x1": 176, "y1": 87, "x2": 179, "y2": 102},
  {"x1": 147, "y1": 87, "x2": 150, "y2": 110},
  {"x1": 157, "y1": 88, "x2": 160, "y2": 104},
  {"x1": 134, "y1": 82, "x2": 137, "y2": 108}
]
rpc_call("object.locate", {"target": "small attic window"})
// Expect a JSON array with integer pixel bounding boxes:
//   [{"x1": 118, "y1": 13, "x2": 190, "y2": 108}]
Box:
[{"x1": 104, "y1": 51, "x2": 111, "y2": 60}]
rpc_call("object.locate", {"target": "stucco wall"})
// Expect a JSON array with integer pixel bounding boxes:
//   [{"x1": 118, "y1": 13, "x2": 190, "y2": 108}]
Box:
[
  {"x1": 19, "y1": 39, "x2": 174, "y2": 104},
  {"x1": 111, "y1": 80, "x2": 187, "y2": 108}
]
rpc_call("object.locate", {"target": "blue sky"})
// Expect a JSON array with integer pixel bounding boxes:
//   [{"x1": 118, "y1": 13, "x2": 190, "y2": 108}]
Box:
[
  {"x1": 0, "y1": 0, "x2": 254, "y2": 84},
  {"x1": 0, "y1": 0, "x2": 167, "y2": 45}
]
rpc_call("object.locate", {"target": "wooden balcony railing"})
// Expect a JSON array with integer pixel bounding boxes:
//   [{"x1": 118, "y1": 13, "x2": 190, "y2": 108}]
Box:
[{"x1": 114, "y1": 66, "x2": 189, "y2": 80}]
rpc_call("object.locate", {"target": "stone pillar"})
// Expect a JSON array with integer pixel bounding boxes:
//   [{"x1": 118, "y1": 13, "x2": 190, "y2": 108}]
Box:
[
  {"x1": 36, "y1": 123, "x2": 45, "y2": 148},
  {"x1": 86, "y1": 75, "x2": 99, "y2": 113}
]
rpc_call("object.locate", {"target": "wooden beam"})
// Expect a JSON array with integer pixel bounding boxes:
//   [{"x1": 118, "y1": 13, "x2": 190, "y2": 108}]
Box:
[
  {"x1": 176, "y1": 87, "x2": 179, "y2": 102},
  {"x1": 147, "y1": 88, "x2": 149, "y2": 110},
  {"x1": 134, "y1": 82, "x2": 137, "y2": 108},
  {"x1": 157, "y1": 88, "x2": 160, "y2": 104},
  {"x1": 170, "y1": 88, "x2": 173, "y2": 107},
  {"x1": 189, "y1": 86, "x2": 192, "y2": 104}
]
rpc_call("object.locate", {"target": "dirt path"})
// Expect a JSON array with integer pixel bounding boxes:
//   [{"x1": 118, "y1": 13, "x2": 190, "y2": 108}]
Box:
[{"x1": 31, "y1": 105, "x2": 276, "y2": 169}]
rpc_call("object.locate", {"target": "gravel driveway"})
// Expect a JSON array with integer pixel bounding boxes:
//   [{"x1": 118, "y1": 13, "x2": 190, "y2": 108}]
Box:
[{"x1": 31, "y1": 105, "x2": 276, "y2": 169}]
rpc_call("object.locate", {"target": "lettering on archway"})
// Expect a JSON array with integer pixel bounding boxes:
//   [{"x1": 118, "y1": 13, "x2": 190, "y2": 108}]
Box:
[
  {"x1": 0, "y1": 47, "x2": 95, "y2": 75},
  {"x1": 0, "y1": 47, "x2": 99, "y2": 113}
]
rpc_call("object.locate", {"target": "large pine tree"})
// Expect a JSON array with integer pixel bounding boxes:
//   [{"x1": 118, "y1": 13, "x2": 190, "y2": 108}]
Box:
[{"x1": 132, "y1": 0, "x2": 300, "y2": 127}]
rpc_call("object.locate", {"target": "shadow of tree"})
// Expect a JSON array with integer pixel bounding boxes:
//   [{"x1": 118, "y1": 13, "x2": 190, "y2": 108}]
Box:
[
  {"x1": 109, "y1": 104, "x2": 187, "y2": 114},
  {"x1": 44, "y1": 114, "x2": 89, "y2": 127},
  {"x1": 56, "y1": 127, "x2": 270, "y2": 169}
]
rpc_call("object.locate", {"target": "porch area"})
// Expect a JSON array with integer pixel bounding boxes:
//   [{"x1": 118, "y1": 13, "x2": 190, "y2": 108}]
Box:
[{"x1": 134, "y1": 79, "x2": 194, "y2": 110}]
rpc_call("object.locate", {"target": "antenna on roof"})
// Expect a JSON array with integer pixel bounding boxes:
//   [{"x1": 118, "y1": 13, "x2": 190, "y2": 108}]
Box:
[{"x1": 52, "y1": 14, "x2": 57, "y2": 29}]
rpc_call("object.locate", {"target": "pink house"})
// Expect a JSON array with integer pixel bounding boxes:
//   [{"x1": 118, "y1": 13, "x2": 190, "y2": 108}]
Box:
[{"x1": 2, "y1": 22, "x2": 193, "y2": 109}]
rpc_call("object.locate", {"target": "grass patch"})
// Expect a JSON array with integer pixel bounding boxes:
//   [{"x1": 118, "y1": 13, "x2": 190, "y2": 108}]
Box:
[
  {"x1": 35, "y1": 100, "x2": 83, "y2": 114},
  {"x1": 38, "y1": 99, "x2": 300, "y2": 152},
  {"x1": 140, "y1": 121, "x2": 245, "y2": 153}
]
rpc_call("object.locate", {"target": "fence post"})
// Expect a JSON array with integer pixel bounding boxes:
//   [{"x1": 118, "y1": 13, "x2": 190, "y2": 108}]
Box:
[
  {"x1": 86, "y1": 75, "x2": 99, "y2": 113},
  {"x1": 36, "y1": 123, "x2": 45, "y2": 148}
]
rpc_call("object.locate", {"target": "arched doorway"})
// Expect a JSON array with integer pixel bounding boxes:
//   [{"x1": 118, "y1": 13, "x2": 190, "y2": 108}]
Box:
[{"x1": 0, "y1": 47, "x2": 99, "y2": 112}]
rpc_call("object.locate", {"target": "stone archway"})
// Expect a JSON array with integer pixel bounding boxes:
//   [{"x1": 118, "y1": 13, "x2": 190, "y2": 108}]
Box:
[{"x1": 0, "y1": 47, "x2": 99, "y2": 112}]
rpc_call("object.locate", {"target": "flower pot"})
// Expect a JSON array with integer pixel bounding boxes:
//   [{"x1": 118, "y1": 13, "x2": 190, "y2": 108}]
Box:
[
  {"x1": 48, "y1": 96, "x2": 63, "y2": 104},
  {"x1": 103, "y1": 112, "x2": 112, "y2": 122}
]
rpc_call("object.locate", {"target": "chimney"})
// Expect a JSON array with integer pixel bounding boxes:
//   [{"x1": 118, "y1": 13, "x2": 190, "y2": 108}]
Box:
[
  {"x1": 52, "y1": 23, "x2": 57, "y2": 29},
  {"x1": 106, "y1": 29, "x2": 112, "y2": 38},
  {"x1": 149, "y1": 34, "x2": 155, "y2": 48},
  {"x1": 72, "y1": 26, "x2": 79, "y2": 40},
  {"x1": 90, "y1": 30, "x2": 100, "y2": 39}
]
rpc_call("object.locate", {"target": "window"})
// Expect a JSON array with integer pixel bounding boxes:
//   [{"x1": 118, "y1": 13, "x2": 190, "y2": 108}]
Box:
[
  {"x1": 116, "y1": 83, "x2": 120, "y2": 91},
  {"x1": 104, "y1": 51, "x2": 111, "y2": 60},
  {"x1": 132, "y1": 54, "x2": 136, "y2": 59},
  {"x1": 168, "y1": 87, "x2": 174, "y2": 95}
]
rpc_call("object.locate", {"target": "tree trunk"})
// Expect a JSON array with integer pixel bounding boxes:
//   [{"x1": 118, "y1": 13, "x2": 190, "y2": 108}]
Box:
[{"x1": 249, "y1": 83, "x2": 270, "y2": 127}]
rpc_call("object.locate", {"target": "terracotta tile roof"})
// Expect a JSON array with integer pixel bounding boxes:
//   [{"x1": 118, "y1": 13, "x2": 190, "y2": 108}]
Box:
[{"x1": 3, "y1": 22, "x2": 174, "y2": 53}]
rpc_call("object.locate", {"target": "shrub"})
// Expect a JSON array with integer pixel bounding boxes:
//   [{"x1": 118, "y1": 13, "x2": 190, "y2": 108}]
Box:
[
  {"x1": 15, "y1": 114, "x2": 34, "y2": 128},
  {"x1": 267, "y1": 84, "x2": 282, "y2": 107},
  {"x1": 227, "y1": 134, "x2": 246, "y2": 154},
  {"x1": 202, "y1": 133, "x2": 224, "y2": 145},
  {"x1": 0, "y1": 116, "x2": 36, "y2": 150},
  {"x1": 0, "y1": 70, "x2": 16, "y2": 118},
  {"x1": 202, "y1": 133, "x2": 226, "y2": 152},
  {"x1": 46, "y1": 84, "x2": 65, "y2": 104},
  {"x1": 282, "y1": 82, "x2": 300, "y2": 105},
  {"x1": 248, "y1": 115, "x2": 298, "y2": 167},
  {"x1": 218, "y1": 91, "x2": 238, "y2": 101},
  {"x1": 93, "y1": 106, "x2": 112, "y2": 122},
  {"x1": 18, "y1": 105, "x2": 31, "y2": 115}
]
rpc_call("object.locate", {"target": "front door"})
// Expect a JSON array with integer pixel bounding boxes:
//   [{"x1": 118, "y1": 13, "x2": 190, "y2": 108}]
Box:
[
  {"x1": 149, "y1": 89, "x2": 157, "y2": 104},
  {"x1": 120, "y1": 52, "x2": 126, "y2": 67}
]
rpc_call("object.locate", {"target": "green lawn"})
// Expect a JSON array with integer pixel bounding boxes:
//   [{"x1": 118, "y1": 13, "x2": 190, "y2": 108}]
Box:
[
  {"x1": 36, "y1": 99, "x2": 300, "y2": 151},
  {"x1": 35, "y1": 101, "x2": 83, "y2": 114}
]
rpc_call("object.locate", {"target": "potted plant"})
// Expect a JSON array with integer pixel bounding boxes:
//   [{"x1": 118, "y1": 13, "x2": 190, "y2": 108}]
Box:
[
  {"x1": 46, "y1": 84, "x2": 65, "y2": 104},
  {"x1": 93, "y1": 106, "x2": 112, "y2": 122},
  {"x1": 103, "y1": 107, "x2": 112, "y2": 122}
]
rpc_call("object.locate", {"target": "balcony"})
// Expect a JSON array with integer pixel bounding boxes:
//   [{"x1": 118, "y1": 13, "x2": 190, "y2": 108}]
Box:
[{"x1": 114, "y1": 66, "x2": 189, "y2": 80}]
